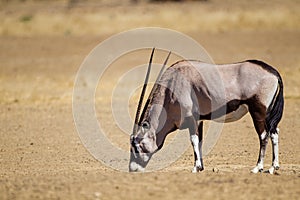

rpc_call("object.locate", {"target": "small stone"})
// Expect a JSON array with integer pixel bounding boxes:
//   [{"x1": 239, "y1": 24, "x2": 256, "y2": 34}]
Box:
[
  {"x1": 94, "y1": 192, "x2": 101, "y2": 197},
  {"x1": 212, "y1": 167, "x2": 219, "y2": 173},
  {"x1": 274, "y1": 171, "x2": 280, "y2": 176}
]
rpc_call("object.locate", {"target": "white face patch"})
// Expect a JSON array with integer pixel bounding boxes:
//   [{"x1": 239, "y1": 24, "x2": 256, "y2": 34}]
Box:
[{"x1": 140, "y1": 136, "x2": 158, "y2": 154}]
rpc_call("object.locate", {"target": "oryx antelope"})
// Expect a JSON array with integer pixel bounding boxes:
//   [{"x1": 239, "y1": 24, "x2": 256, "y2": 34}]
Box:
[{"x1": 129, "y1": 48, "x2": 284, "y2": 174}]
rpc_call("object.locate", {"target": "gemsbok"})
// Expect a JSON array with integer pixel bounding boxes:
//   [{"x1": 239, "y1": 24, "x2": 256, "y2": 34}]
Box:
[{"x1": 129, "y1": 48, "x2": 284, "y2": 174}]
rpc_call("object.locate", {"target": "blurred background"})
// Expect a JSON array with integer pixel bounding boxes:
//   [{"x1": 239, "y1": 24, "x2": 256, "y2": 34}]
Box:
[
  {"x1": 1, "y1": 0, "x2": 299, "y2": 37},
  {"x1": 1, "y1": 0, "x2": 299, "y2": 104}
]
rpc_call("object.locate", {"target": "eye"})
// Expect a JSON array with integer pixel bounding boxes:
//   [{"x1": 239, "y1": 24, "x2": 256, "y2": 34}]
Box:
[{"x1": 142, "y1": 121, "x2": 150, "y2": 130}]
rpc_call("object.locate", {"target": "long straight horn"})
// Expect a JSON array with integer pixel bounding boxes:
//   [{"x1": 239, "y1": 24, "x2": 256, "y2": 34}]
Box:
[
  {"x1": 132, "y1": 48, "x2": 155, "y2": 136},
  {"x1": 148, "y1": 51, "x2": 171, "y2": 99},
  {"x1": 138, "y1": 51, "x2": 171, "y2": 125},
  {"x1": 154, "y1": 51, "x2": 171, "y2": 88}
]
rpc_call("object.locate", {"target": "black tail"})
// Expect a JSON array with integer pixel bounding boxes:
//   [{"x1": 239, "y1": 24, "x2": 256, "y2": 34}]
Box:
[{"x1": 265, "y1": 76, "x2": 284, "y2": 133}]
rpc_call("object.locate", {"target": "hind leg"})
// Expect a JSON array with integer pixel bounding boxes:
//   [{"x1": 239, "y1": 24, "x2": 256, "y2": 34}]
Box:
[
  {"x1": 251, "y1": 126, "x2": 269, "y2": 173},
  {"x1": 248, "y1": 102, "x2": 269, "y2": 173},
  {"x1": 268, "y1": 128, "x2": 280, "y2": 174}
]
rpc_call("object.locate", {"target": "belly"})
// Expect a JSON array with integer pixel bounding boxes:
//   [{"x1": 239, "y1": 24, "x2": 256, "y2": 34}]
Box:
[{"x1": 213, "y1": 104, "x2": 249, "y2": 123}]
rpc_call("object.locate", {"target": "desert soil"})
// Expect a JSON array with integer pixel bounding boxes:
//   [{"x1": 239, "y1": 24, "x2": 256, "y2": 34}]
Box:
[{"x1": 0, "y1": 1, "x2": 299, "y2": 199}]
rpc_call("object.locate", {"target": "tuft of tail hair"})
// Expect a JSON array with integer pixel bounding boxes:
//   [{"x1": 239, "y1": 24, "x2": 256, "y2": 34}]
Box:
[{"x1": 265, "y1": 75, "x2": 284, "y2": 134}]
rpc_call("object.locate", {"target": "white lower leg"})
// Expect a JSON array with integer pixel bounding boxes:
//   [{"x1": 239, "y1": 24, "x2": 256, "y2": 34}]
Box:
[
  {"x1": 251, "y1": 160, "x2": 264, "y2": 174},
  {"x1": 251, "y1": 131, "x2": 268, "y2": 174},
  {"x1": 191, "y1": 134, "x2": 203, "y2": 173},
  {"x1": 269, "y1": 129, "x2": 279, "y2": 174}
]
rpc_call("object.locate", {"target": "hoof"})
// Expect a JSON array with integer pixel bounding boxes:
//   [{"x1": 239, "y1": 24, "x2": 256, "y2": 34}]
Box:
[
  {"x1": 192, "y1": 166, "x2": 204, "y2": 173},
  {"x1": 268, "y1": 167, "x2": 275, "y2": 174},
  {"x1": 251, "y1": 166, "x2": 263, "y2": 174},
  {"x1": 212, "y1": 167, "x2": 219, "y2": 173},
  {"x1": 267, "y1": 166, "x2": 279, "y2": 175}
]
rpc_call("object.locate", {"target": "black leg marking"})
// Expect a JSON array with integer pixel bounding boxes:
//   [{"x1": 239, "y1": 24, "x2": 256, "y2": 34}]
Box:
[
  {"x1": 186, "y1": 116, "x2": 204, "y2": 172},
  {"x1": 247, "y1": 98, "x2": 269, "y2": 173}
]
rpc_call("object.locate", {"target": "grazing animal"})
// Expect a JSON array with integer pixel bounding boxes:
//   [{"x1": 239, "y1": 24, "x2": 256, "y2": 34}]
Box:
[{"x1": 129, "y1": 48, "x2": 284, "y2": 174}]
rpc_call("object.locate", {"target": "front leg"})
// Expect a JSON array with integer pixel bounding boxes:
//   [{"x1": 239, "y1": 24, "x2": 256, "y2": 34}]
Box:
[{"x1": 187, "y1": 117, "x2": 204, "y2": 173}]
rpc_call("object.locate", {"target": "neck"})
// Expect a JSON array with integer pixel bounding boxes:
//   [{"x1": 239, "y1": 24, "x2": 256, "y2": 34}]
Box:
[
  {"x1": 142, "y1": 85, "x2": 177, "y2": 148},
  {"x1": 142, "y1": 84, "x2": 166, "y2": 130}
]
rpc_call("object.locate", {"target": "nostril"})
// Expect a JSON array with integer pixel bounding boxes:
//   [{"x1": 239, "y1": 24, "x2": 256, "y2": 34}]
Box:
[{"x1": 135, "y1": 136, "x2": 143, "y2": 144}]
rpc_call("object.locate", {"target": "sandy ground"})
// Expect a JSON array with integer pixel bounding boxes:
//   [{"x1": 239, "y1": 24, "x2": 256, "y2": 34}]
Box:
[{"x1": 0, "y1": 1, "x2": 300, "y2": 199}]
